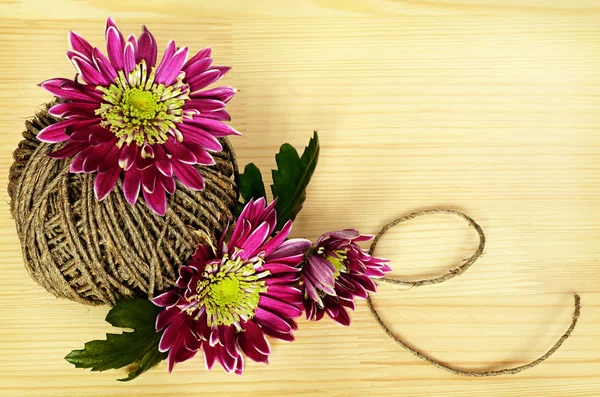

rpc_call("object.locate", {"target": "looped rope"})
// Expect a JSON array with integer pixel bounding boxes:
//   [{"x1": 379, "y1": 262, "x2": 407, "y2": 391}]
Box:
[{"x1": 367, "y1": 208, "x2": 581, "y2": 376}]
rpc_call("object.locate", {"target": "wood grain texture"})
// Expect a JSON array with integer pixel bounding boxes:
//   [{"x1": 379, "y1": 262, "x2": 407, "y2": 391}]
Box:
[{"x1": 1, "y1": 1, "x2": 599, "y2": 396}]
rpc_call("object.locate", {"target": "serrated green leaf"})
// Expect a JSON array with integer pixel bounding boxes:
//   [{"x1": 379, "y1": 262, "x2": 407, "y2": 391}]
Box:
[
  {"x1": 271, "y1": 131, "x2": 320, "y2": 231},
  {"x1": 65, "y1": 298, "x2": 166, "y2": 381},
  {"x1": 238, "y1": 163, "x2": 267, "y2": 203}
]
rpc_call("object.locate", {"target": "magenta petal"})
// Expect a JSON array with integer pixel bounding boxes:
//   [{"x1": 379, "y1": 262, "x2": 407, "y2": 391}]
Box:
[
  {"x1": 239, "y1": 221, "x2": 270, "y2": 259},
  {"x1": 137, "y1": 25, "x2": 158, "y2": 67},
  {"x1": 254, "y1": 307, "x2": 292, "y2": 334},
  {"x1": 37, "y1": 119, "x2": 81, "y2": 143},
  {"x1": 159, "y1": 174, "x2": 176, "y2": 194},
  {"x1": 242, "y1": 320, "x2": 270, "y2": 355},
  {"x1": 177, "y1": 123, "x2": 223, "y2": 152},
  {"x1": 159, "y1": 311, "x2": 187, "y2": 352},
  {"x1": 163, "y1": 137, "x2": 196, "y2": 164},
  {"x1": 141, "y1": 165, "x2": 157, "y2": 193},
  {"x1": 106, "y1": 25, "x2": 125, "y2": 70},
  {"x1": 82, "y1": 142, "x2": 114, "y2": 173},
  {"x1": 71, "y1": 56, "x2": 107, "y2": 86},
  {"x1": 182, "y1": 141, "x2": 214, "y2": 165},
  {"x1": 98, "y1": 144, "x2": 120, "y2": 173},
  {"x1": 183, "y1": 57, "x2": 213, "y2": 78},
  {"x1": 267, "y1": 239, "x2": 312, "y2": 261},
  {"x1": 154, "y1": 40, "x2": 176, "y2": 83},
  {"x1": 152, "y1": 290, "x2": 180, "y2": 308},
  {"x1": 123, "y1": 42, "x2": 136, "y2": 74},
  {"x1": 47, "y1": 141, "x2": 87, "y2": 159},
  {"x1": 183, "y1": 47, "x2": 211, "y2": 69},
  {"x1": 153, "y1": 145, "x2": 173, "y2": 176},
  {"x1": 259, "y1": 295, "x2": 302, "y2": 318},
  {"x1": 189, "y1": 117, "x2": 241, "y2": 137},
  {"x1": 123, "y1": 166, "x2": 141, "y2": 205},
  {"x1": 68, "y1": 31, "x2": 93, "y2": 59},
  {"x1": 143, "y1": 184, "x2": 167, "y2": 216},
  {"x1": 156, "y1": 306, "x2": 183, "y2": 331},
  {"x1": 39, "y1": 78, "x2": 101, "y2": 102},
  {"x1": 127, "y1": 33, "x2": 138, "y2": 55},
  {"x1": 186, "y1": 69, "x2": 221, "y2": 93},
  {"x1": 157, "y1": 46, "x2": 188, "y2": 86},
  {"x1": 172, "y1": 161, "x2": 205, "y2": 191},
  {"x1": 191, "y1": 86, "x2": 236, "y2": 103},
  {"x1": 70, "y1": 148, "x2": 91, "y2": 173},
  {"x1": 184, "y1": 99, "x2": 226, "y2": 113},
  {"x1": 93, "y1": 166, "x2": 121, "y2": 201},
  {"x1": 259, "y1": 220, "x2": 292, "y2": 256},
  {"x1": 118, "y1": 144, "x2": 138, "y2": 170},
  {"x1": 92, "y1": 47, "x2": 118, "y2": 81},
  {"x1": 204, "y1": 345, "x2": 216, "y2": 370},
  {"x1": 48, "y1": 102, "x2": 98, "y2": 118}
]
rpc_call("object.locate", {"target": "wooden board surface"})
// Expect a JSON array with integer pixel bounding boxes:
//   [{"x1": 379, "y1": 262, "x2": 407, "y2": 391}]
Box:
[{"x1": 1, "y1": 1, "x2": 599, "y2": 396}]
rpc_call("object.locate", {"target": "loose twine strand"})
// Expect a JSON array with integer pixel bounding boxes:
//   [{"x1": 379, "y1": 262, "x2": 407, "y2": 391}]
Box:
[{"x1": 366, "y1": 208, "x2": 581, "y2": 376}]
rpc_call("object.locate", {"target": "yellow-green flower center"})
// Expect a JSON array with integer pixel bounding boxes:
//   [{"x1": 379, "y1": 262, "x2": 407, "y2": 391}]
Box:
[
  {"x1": 325, "y1": 249, "x2": 348, "y2": 278},
  {"x1": 194, "y1": 256, "x2": 268, "y2": 328},
  {"x1": 123, "y1": 88, "x2": 158, "y2": 120},
  {"x1": 95, "y1": 61, "x2": 190, "y2": 147}
]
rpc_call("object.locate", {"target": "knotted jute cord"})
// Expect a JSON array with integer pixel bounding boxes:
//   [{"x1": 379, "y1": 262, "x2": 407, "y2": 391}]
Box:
[
  {"x1": 367, "y1": 208, "x2": 581, "y2": 376},
  {"x1": 8, "y1": 102, "x2": 239, "y2": 306}
]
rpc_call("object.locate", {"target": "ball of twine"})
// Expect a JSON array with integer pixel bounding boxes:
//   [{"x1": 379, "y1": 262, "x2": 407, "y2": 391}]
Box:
[{"x1": 8, "y1": 101, "x2": 239, "y2": 306}]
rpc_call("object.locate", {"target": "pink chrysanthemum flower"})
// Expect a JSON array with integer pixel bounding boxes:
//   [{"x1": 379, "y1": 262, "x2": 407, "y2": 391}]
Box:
[
  {"x1": 152, "y1": 198, "x2": 311, "y2": 374},
  {"x1": 38, "y1": 17, "x2": 239, "y2": 215},
  {"x1": 301, "y1": 230, "x2": 392, "y2": 326}
]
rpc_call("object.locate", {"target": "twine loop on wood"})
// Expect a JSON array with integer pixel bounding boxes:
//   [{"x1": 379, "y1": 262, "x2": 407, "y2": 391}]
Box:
[
  {"x1": 367, "y1": 208, "x2": 581, "y2": 376},
  {"x1": 8, "y1": 102, "x2": 239, "y2": 306}
]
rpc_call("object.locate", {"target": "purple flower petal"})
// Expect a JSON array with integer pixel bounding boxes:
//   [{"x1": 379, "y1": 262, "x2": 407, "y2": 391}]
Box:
[
  {"x1": 267, "y1": 239, "x2": 312, "y2": 262},
  {"x1": 159, "y1": 311, "x2": 187, "y2": 352},
  {"x1": 183, "y1": 47, "x2": 211, "y2": 69},
  {"x1": 177, "y1": 123, "x2": 223, "y2": 152},
  {"x1": 39, "y1": 78, "x2": 102, "y2": 102},
  {"x1": 259, "y1": 295, "x2": 302, "y2": 318},
  {"x1": 188, "y1": 116, "x2": 241, "y2": 137},
  {"x1": 152, "y1": 290, "x2": 180, "y2": 308},
  {"x1": 156, "y1": 46, "x2": 188, "y2": 86},
  {"x1": 123, "y1": 42, "x2": 136, "y2": 74},
  {"x1": 254, "y1": 307, "x2": 292, "y2": 334},
  {"x1": 37, "y1": 119, "x2": 80, "y2": 143},
  {"x1": 106, "y1": 25, "x2": 125, "y2": 71},
  {"x1": 123, "y1": 166, "x2": 141, "y2": 205},
  {"x1": 71, "y1": 55, "x2": 107, "y2": 86},
  {"x1": 184, "y1": 99, "x2": 226, "y2": 113},
  {"x1": 137, "y1": 25, "x2": 157, "y2": 67},
  {"x1": 172, "y1": 161, "x2": 204, "y2": 191},
  {"x1": 183, "y1": 57, "x2": 213, "y2": 78},
  {"x1": 93, "y1": 166, "x2": 121, "y2": 201},
  {"x1": 239, "y1": 221, "x2": 270, "y2": 259},
  {"x1": 153, "y1": 145, "x2": 173, "y2": 176},
  {"x1": 186, "y1": 69, "x2": 221, "y2": 93},
  {"x1": 140, "y1": 165, "x2": 157, "y2": 193},
  {"x1": 98, "y1": 144, "x2": 120, "y2": 173},
  {"x1": 154, "y1": 40, "x2": 176, "y2": 84},
  {"x1": 164, "y1": 136, "x2": 196, "y2": 164},
  {"x1": 48, "y1": 102, "x2": 98, "y2": 118},
  {"x1": 47, "y1": 141, "x2": 87, "y2": 159},
  {"x1": 118, "y1": 144, "x2": 138, "y2": 170},
  {"x1": 143, "y1": 183, "x2": 167, "y2": 216},
  {"x1": 68, "y1": 31, "x2": 93, "y2": 59},
  {"x1": 82, "y1": 142, "x2": 114, "y2": 173},
  {"x1": 159, "y1": 173, "x2": 176, "y2": 194},
  {"x1": 191, "y1": 86, "x2": 237, "y2": 103},
  {"x1": 182, "y1": 141, "x2": 215, "y2": 165}
]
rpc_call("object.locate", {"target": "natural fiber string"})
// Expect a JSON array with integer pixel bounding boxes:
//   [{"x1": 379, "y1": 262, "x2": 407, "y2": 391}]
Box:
[
  {"x1": 8, "y1": 101, "x2": 239, "y2": 306},
  {"x1": 367, "y1": 208, "x2": 581, "y2": 376}
]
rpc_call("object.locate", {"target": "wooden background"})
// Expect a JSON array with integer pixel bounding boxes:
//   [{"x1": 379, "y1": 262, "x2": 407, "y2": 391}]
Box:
[{"x1": 1, "y1": 1, "x2": 599, "y2": 396}]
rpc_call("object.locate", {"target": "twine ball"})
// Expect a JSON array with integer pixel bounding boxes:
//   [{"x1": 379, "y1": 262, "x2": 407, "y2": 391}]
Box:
[{"x1": 8, "y1": 102, "x2": 239, "y2": 306}]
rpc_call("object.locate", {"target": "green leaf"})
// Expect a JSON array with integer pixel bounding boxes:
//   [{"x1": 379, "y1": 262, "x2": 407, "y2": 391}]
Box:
[
  {"x1": 234, "y1": 162, "x2": 267, "y2": 216},
  {"x1": 271, "y1": 131, "x2": 320, "y2": 231},
  {"x1": 65, "y1": 298, "x2": 167, "y2": 382}
]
